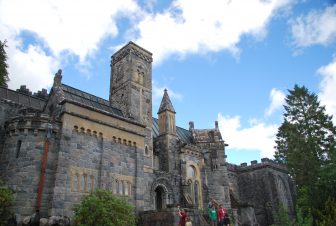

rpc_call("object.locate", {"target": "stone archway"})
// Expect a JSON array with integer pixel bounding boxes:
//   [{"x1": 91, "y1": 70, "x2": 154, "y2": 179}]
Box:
[
  {"x1": 155, "y1": 186, "x2": 165, "y2": 210},
  {"x1": 151, "y1": 177, "x2": 174, "y2": 210}
]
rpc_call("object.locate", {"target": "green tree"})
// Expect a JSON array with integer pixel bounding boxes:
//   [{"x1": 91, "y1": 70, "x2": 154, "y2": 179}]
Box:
[
  {"x1": 274, "y1": 85, "x2": 336, "y2": 221},
  {"x1": 316, "y1": 197, "x2": 336, "y2": 226},
  {"x1": 293, "y1": 205, "x2": 313, "y2": 226},
  {"x1": 0, "y1": 180, "x2": 14, "y2": 226},
  {"x1": 0, "y1": 40, "x2": 9, "y2": 87},
  {"x1": 271, "y1": 204, "x2": 291, "y2": 226},
  {"x1": 73, "y1": 189, "x2": 136, "y2": 226}
]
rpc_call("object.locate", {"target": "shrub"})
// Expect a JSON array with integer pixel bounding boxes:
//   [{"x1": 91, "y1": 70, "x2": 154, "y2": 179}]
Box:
[
  {"x1": 0, "y1": 180, "x2": 14, "y2": 226},
  {"x1": 73, "y1": 189, "x2": 136, "y2": 226}
]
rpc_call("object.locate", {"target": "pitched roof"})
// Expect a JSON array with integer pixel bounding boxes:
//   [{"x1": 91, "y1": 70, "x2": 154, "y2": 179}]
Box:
[
  {"x1": 158, "y1": 89, "x2": 175, "y2": 114},
  {"x1": 152, "y1": 118, "x2": 193, "y2": 144},
  {"x1": 60, "y1": 84, "x2": 124, "y2": 117}
]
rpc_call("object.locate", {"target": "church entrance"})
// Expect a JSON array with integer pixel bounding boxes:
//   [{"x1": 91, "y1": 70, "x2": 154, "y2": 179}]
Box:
[{"x1": 155, "y1": 186, "x2": 165, "y2": 210}]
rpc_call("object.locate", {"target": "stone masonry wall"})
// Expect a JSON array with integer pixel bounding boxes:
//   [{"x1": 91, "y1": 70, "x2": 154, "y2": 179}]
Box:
[
  {"x1": 0, "y1": 113, "x2": 60, "y2": 217},
  {"x1": 50, "y1": 125, "x2": 150, "y2": 217},
  {"x1": 231, "y1": 161, "x2": 295, "y2": 226}
]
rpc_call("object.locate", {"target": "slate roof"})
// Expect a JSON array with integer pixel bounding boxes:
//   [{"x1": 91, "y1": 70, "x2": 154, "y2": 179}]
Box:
[
  {"x1": 152, "y1": 118, "x2": 193, "y2": 144},
  {"x1": 60, "y1": 84, "x2": 124, "y2": 117},
  {"x1": 0, "y1": 85, "x2": 193, "y2": 143}
]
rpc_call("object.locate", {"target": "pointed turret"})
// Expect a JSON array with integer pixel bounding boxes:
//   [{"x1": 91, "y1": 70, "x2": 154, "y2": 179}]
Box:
[
  {"x1": 158, "y1": 89, "x2": 175, "y2": 114},
  {"x1": 158, "y1": 89, "x2": 176, "y2": 135}
]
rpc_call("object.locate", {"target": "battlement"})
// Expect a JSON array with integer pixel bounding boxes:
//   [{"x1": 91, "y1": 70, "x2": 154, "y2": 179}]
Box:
[
  {"x1": 5, "y1": 112, "x2": 60, "y2": 137},
  {"x1": 0, "y1": 86, "x2": 47, "y2": 111},
  {"x1": 226, "y1": 158, "x2": 288, "y2": 173}
]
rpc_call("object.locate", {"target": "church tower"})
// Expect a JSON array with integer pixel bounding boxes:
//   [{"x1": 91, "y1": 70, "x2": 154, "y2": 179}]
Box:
[
  {"x1": 109, "y1": 42, "x2": 153, "y2": 127},
  {"x1": 109, "y1": 42, "x2": 153, "y2": 159}
]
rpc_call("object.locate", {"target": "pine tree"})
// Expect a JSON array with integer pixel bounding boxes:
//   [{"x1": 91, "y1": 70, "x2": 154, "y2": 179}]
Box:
[
  {"x1": 274, "y1": 84, "x2": 336, "y2": 221},
  {"x1": 0, "y1": 40, "x2": 9, "y2": 87}
]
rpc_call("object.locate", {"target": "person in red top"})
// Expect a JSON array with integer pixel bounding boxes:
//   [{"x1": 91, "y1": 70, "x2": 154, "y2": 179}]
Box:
[
  {"x1": 178, "y1": 206, "x2": 187, "y2": 226},
  {"x1": 217, "y1": 204, "x2": 227, "y2": 226}
]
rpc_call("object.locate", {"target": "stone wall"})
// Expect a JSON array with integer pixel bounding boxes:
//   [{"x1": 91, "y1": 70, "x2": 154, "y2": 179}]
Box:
[
  {"x1": 49, "y1": 125, "x2": 151, "y2": 216},
  {"x1": 0, "y1": 113, "x2": 60, "y2": 217},
  {"x1": 227, "y1": 160, "x2": 295, "y2": 226}
]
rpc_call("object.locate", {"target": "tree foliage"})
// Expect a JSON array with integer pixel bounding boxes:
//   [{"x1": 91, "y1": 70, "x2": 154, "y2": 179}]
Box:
[
  {"x1": 271, "y1": 204, "x2": 291, "y2": 226},
  {"x1": 274, "y1": 85, "x2": 336, "y2": 223},
  {"x1": 73, "y1": 189, "x2": 136, "y2": 226},
  {"x1": 0, "y1": 40, "x2": 9, "y2": 87},
  {"x1": 316, "y1": 197, "x2": 336, "y2": 226},
  {"x1": 0, "y1": 180, "x2": 14, "y2": 226}
]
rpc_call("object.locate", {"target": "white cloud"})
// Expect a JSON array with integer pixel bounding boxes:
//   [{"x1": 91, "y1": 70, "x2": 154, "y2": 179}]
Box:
[
  {"x1": 152, "y1": 82, "x2": 183, "y2": 104},
  {"x1": 0, "y1": 25, "x2": 59, "y2": 92},
  {"x1": 265, "y1": 88, "x2": 286, "y2": 116},
  {"x1": 0, "y1": 0, "x2": 139, "y2": 62},
  {"x1": 133, "y1": 0, "x2": 292, "y2": 63},
  {"x1": 318, "y1": 57, "x2": 336, "y2": 123},
  {"x1": 0, "y1": 0, "x2": 140, "y2": 91},
  {"x1": 218, "y1": 114, "x2": 278, "y2": 158},
  {"x1": 291, "y1": 5, "x2": 336, "y2": 48}
]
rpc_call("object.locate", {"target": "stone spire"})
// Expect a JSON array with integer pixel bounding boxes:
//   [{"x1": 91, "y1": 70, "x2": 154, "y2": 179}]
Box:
[
  {"x1": 157, "y1": 89, "x2": 176, "y2": 135},
  {"x1": 158, "y1": 89, "x2": 175, "y2": 114}
]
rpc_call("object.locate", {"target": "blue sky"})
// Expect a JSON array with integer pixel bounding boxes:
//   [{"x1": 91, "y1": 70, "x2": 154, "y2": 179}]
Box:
[{"x1": 1, "y1": 0, "x2": 335, "y2": 164}]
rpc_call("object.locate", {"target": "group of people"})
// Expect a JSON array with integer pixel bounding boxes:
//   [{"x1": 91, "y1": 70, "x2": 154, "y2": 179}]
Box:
[
  {"x1": 208, "y1": 198, "x2": 230, "y2": 226},
  {"x1": 177, "y1": 198, "x2": 230, "y2": 226}
]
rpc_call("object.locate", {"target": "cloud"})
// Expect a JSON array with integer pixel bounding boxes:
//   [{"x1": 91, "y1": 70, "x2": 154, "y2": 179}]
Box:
[
  {"x1": 0, "y1": 0, "x2": 140, "y2": 62},
  {"x1": 218, "y1": 114, "x2": 278, "y2": 158},
  {"x1": 0, "y1": 25, "x2": 59, "y2": 92},
  {"x1": 133, "y1": 0, "x2": 292, "y2": 63},
  {"x1": 0, "y1": 0, "x2": 140, "y2": 91},
  {"x1": 318, "y1": 57, "x2": 336, "y2": 123},
  {"x1": 265, "y1": 88, "x2": 286, "y2": 117},
  {"x1": 152, "y1": 82, "x2": 183, "y2": 104},
  {"x1": 291, "y1": 5, "x2": 336, "y2": 48}
]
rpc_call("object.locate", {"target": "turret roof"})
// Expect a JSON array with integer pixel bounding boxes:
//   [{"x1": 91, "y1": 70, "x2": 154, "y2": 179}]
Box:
[{"x1": 158, "y1": 89, "x2": 175, "y2": 114}]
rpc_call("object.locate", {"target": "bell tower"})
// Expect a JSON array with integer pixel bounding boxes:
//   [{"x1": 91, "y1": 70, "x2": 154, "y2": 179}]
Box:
[
  {"x1": 110, "y1": 42, "x2": 153, "y2": 162},
  {"x1": 109, "y1": 42, "x2": 153, "y2": 127}
]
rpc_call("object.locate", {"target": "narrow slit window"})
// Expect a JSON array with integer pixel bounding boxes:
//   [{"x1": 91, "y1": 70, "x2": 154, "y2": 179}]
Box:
[{"x1": 16, "y1": 140, "x2": 22, "y2": 158}]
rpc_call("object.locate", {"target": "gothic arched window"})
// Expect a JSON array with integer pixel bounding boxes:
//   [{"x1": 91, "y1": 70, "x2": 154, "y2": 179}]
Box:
[
  {"x1": 119, "y1": 181, "x2": 124, "y2": 195},
  {"x1": 187, "y1": 165, "x2": 196, "y2": 178},
  {"x1": 73, "y1": 175, "x2": 78, "y2": 192}
]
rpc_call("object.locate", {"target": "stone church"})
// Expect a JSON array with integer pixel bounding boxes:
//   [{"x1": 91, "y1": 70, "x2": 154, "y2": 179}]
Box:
[{"x1": 0, "y1": 42, "x2": 295, "y2": 226}]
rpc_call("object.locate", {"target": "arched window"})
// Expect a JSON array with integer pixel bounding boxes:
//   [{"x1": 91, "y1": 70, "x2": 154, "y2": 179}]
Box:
[
  {"x1": 187, "y1": 165, "x2": 196, "y2": 178},
  {"x1": 145, "y1": 146, "x2": 149, "y2": 155},
  {"x1": 80, "y1": 175, "x2": 85, "y2": 191},
  {"x1": 194, "y1": 181, "x2": 199, "y2": 207},
  {"x1": 88, "y1": 176, "x2": 93, "y2": 191},
  {"x1": 73, "y1": 175, "x2": 78, "y2": 192},
  {"x1": 188, "y1": 179, "x2": 193, "y2": 196},
  {"x1": 113, "y1": 180, "x2": 118, "y2": 194},
  {"x1": 125, "y1": 181, "x2": 129, "y2": 195},
  {"x1": 119, "y1": 181, "x2": 124, "y2": 195}
]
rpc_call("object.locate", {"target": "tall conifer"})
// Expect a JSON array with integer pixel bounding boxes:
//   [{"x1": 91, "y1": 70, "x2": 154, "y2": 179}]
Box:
[{"x1": 0, "y1": 40, "x2": 9, "y2": 87}]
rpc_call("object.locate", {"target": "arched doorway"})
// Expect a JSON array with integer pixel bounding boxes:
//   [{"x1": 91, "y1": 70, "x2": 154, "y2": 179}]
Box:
[
  {"x1": 155, "y1": 186, "x2": 165, "y2": 210},
  {"x1": 151, "y1": 178, "x2": 174, "y2": 211}
]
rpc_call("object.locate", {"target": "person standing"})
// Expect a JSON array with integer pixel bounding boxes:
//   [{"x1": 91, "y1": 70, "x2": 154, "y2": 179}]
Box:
[
  {"x1": 185, "y1": 216, "x2": 192, "y2": 226},
  {"x1": 217, "y1": 204, "x2": 227, "y2": 226},
  {"x1": 208, "y1": 205, "x2": 217, "y2": 226},
  {"x1": 178, "y1": 206, "x2": 187, "y2": 226},
  {"x1": 223, "y1": 212, "x2": 231, "y2": 226}
]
